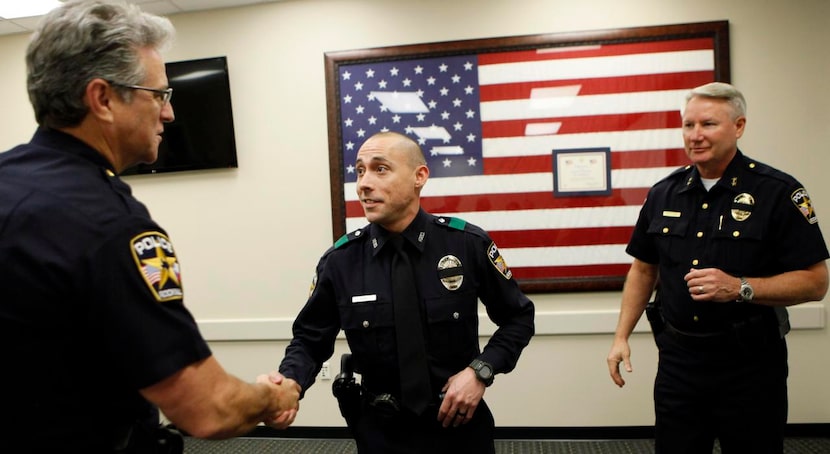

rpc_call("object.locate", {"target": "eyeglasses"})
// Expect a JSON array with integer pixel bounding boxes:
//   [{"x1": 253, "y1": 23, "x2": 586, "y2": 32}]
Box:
[{"x1": 108, "y1": 81, "x2": 173, "y2": 105}]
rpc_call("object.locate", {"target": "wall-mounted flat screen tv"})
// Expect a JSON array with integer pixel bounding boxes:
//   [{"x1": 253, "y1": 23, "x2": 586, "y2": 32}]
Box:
[{"x1": 122, "y1": 56, "x2": 238, "y2": 175}]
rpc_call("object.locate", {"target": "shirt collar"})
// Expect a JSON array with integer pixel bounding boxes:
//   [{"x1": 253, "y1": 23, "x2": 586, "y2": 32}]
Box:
[
  {"x1": 368, "y1": 208, "x2": 429, "y2": 257},
  {"x1": 30, "y1": 127, "x2": 117, "y2": 174},
  {"x1": 679, "y1": 150, "x2": 747, "y2": 195}
]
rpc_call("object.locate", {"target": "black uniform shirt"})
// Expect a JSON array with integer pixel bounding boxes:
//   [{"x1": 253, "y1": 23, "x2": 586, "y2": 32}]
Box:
[
  {"x1": 627, "y1": 151, "x2": 829, "y2": 332},
  {"x1": 0, "y1": 129, "x2": 211, "y2": 449},
  {"x1": 279, "y1": 209, "x2": 535, "y2": 398}
]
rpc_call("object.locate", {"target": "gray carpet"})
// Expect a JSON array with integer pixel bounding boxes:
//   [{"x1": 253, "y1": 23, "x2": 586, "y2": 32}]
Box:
[{"x1": 184, "y1": 437, "x2": 830, "y2": 453}]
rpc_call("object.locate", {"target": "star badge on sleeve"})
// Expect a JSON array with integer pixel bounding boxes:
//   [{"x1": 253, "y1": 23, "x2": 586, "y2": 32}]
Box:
[{"x1": 130, "y1": 231, "x2": 184, "y2": 302}]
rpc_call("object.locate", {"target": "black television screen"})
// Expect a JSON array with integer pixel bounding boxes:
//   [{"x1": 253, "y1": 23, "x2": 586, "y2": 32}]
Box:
[{"x1": 122, "y1": 56, "x2": 238, "y2": 175}]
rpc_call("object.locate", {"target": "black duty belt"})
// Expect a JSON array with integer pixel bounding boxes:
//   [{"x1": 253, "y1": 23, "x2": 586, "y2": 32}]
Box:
[{"x1": 663, "y1": 313, "x2": 779, "y2": 348}]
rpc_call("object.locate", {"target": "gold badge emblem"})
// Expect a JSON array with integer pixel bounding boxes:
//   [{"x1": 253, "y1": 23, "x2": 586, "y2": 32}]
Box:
[
  {"x1": 731, "y1": 193, "x2": 755, "y2": 222},
  {"x1": 437, "y1": 255, "x2": 464, "y2": 291}
]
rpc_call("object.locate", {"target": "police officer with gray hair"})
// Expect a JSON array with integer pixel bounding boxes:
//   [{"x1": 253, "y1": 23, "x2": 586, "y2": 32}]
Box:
[
  {"x1": 607, "y1": 82, "x2": 829, "y2": 453},
  {"x1": 0, "y1": 1, "x2": 298, "y2": 451}
]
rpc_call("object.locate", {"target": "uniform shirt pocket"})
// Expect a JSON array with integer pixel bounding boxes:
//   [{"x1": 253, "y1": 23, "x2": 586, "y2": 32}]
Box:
[
  {"x1": 424, "y1": 292, "x2": 478, "y2": 363},
  {"x1": 339, "y1": 299, "x2": 396, "y2": 360},
  {"x1": 710, "y1": 216, "x2": 766, "y2": 271},
  {"x1": 646, "y1": 216, "x2": 689, "y2": 265}
]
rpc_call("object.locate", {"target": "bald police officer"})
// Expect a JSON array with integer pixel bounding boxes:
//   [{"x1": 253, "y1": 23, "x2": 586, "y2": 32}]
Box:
[{"x1": 276, "y1": 131, "x2": 535, "y2": 453}]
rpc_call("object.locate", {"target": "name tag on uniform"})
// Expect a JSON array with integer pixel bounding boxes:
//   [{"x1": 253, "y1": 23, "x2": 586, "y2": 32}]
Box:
[
  {"x1": 352, "y1": 294, "x2": 377, "y2": 303},
  {"x1": 662, "y1": 210, "x2": 681, "y2": 218}
]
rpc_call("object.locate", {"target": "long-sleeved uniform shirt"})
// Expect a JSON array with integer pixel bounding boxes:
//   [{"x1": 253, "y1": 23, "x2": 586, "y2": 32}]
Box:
[{"x1": 280, "y1": 209, "x2": 535, "y2": 398}]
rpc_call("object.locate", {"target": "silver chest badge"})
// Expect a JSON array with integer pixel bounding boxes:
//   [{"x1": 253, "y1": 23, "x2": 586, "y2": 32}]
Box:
[{"x1": 437, "y1": 255, "x2": 464, "y2": 291}]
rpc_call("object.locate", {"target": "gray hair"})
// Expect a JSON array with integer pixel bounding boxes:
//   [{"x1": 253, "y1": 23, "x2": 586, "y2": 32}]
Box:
[
  {"x1": 26, "y1": 0, "x2": 175, "y2": 128},
  {"x1": 685, "y1": 82, "x2": 747, "y2": 119}
]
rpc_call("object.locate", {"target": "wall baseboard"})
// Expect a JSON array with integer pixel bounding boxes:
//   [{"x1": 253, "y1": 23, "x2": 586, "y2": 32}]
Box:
[
  {"x1": 197, "y1": 302, "x2": 825, "y2": 341},
  {"x1": 234, "y1": 423, "x2": 829, "y2": 440}
]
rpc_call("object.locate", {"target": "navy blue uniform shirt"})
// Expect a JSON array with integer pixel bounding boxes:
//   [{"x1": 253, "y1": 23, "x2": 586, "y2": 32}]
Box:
[
  {"x1": 627, "y1": 151, "x2": 829, "y2": 332},
  {"x1": 279, "y1": 209, "x2": 534, "y2": 398},
  {"x1": 0, "y1": 128, "x2": 211, "y2": 449}
]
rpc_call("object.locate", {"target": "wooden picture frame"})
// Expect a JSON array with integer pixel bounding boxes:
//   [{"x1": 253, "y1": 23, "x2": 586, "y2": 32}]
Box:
[{"x1": 324, "y1": 21, "x2": 730, "y2": 293}]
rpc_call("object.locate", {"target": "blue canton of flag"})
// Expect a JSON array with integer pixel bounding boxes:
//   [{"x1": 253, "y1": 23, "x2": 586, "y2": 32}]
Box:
[{"x1": 338, "y1": 55, "x2": 484, "y2": 182}]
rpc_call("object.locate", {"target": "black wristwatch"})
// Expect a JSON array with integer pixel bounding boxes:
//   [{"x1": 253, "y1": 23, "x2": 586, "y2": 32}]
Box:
[{"x1": 469, "y1": 359, "x2": 494, "y2": 387}]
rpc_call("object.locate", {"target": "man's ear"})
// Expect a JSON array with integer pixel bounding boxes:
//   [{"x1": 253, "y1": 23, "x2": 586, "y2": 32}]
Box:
[
  {"x1": 86, "y1": 78, "x2": 115, "y2": 122},
  {"x1": 415, "y1": 164, "x2": 429, "y2": 188},
  {"x1": 734, "y1": 116, "x2": 747, "y2": 139}
]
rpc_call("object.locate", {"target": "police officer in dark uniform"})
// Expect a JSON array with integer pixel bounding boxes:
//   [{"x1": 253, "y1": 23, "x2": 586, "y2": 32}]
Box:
[
  {"x1": 0, "y1": 2, "x2": 298, "y2": 452},
  {"x1": 277, "y1": 131, "x2": 535, "y2": 453},
  {"x1": 607, "y1": 82, "x2": 829, "y2": 454}
]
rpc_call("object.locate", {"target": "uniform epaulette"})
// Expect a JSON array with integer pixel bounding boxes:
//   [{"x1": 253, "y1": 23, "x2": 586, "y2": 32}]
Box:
[
  {"x1": 434, "y1": 215, "x2": 466, "y2": 231},
  {"x1": 655, "y1": 164, "x2": 693, "y2": 185},
  {"x1": 668, "y1": 164, "x2": 693, "y2": 178},
  {"x1": 741, "y1": 158, "x2": 775, "y2": 176},
  {"x1": 333, "y1": 225, "x2": 369, "y2": 249},
  {"x1": 738, "y1": 155, "x2": 798, "y2": 186},
  {"x1": 433, "y1": 215, "x2": 492, "y2": 240}
]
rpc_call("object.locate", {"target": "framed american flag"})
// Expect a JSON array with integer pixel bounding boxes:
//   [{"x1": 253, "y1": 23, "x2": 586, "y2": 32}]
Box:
[{"x1": 324, "y1": 21, "x2": 730, "y2": 293}]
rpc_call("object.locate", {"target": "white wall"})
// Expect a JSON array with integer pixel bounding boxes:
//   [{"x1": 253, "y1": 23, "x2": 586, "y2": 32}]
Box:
[{"x1": 1, "y1": 0, "x2": 828, "y2": 428}]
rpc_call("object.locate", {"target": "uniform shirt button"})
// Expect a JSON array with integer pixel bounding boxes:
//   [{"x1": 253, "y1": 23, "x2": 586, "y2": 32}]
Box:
[
  {"x1": 696, "y1": 231, "x2": 703, "y2": 238},
  {"x1": 692, "y1": 259, "x2": 699, "y2": 266},
  {"x1": 662, "y1": 227, "x2": 669, "y2": 234},
  {"x1": 693, "y1": 315, "x2": 699, "y2": 322},
  {"x1": 362, "y1": 320, "x2": 369, "y2": 328},
  {"x1": 702, "y1": 203, "x2": 709, "y2": 209},
  {"x1": 733, "y1": 231, "x2": 740, "y2": 238},
  {"x1": 453, "y1": 312, "x2": 460, "y2": 320}
]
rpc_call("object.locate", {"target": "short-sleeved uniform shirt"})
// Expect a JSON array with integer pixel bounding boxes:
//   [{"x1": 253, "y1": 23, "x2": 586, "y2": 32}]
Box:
[
  {"x1": 0, "y1": 129, "x2": 211, "y2": 450},
  {"x1": 279, "y1": 209, "x2": 535, "y2": 397},
  {"x1": 627, "y1": 151, "x2": 829, "y2": 332}
]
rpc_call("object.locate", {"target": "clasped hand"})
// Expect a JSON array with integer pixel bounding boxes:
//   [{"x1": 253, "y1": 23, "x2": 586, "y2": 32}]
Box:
[{"x1": 256, "y1": 372, "x2": 301, "y2": 429}]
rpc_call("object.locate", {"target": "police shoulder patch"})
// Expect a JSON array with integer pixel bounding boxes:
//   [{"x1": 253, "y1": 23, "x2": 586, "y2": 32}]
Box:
[
  {"x1": 308, "y1": 272, "x2": 318, "y2": 297},
  {"x1": 130, "y1": 231, "x2": 183, "y2": 302},
  {"x1": 487, "y1": 241, "x2": 513, "y2": 280},
  {"x1": 791, "y1": 188, "x2": 819, "y2": 224}
]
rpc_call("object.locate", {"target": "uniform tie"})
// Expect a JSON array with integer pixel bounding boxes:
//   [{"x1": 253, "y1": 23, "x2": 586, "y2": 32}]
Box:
[{"x1": 390, "y1": 235, "x2": 431, "y2": 415}]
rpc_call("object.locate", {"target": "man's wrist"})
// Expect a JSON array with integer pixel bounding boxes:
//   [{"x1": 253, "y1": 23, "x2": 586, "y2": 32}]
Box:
[
  {"x1": 737, "y1": 276, "x2": 754, "y2": 303},
  {"x1": 468, "y1": 359, "x2": 494, "y2": 387}
]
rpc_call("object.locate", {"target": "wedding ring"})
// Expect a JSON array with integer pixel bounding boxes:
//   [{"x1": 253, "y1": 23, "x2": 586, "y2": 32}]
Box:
[{"x1": 698, "y1": 286, "x2": 704, "y2": 294}]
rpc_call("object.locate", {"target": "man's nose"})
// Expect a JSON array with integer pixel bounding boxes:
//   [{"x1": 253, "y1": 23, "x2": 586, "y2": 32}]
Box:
[{"x1": 161, "y1": 102, "x2": 175, "y2": 123}]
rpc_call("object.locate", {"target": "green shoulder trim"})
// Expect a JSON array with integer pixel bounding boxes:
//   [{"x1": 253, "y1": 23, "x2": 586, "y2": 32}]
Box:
[
  {"x1": 334, "y1": 233, "x2": 351, "y2": 249},
  {"x1": 447, "y1": 217, "x2": 467, "y2": 231}
]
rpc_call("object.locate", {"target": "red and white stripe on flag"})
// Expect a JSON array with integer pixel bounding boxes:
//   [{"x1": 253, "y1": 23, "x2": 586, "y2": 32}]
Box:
[{"x1": 343, "y1": 37, "x2": 716, "y2": 282}]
